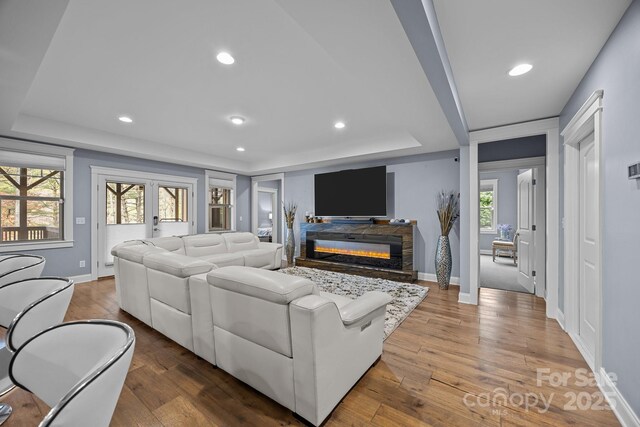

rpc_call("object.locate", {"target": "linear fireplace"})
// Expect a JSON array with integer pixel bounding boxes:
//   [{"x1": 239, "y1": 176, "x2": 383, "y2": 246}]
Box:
[{"x1": 306, "y1": 232, "x2": 402, "y2": 270}]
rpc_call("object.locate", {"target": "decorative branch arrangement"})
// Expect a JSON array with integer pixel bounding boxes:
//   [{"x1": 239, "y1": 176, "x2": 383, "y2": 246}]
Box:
[
  {"x1": 284, "y1": 202, "x2": 298, "y2": 229},
  {"x1": 436, "y1": 190, "x2": 460, "y2": 236}
]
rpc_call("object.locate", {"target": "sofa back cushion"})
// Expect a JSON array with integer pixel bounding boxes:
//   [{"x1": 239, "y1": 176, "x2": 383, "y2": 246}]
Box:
[
  {"x1": 223, "y1": 232, "x2": 259, "y2": 253},
  {"x1": 145, "y1": 237, "x2": 185, "y2": 254},
  {"x1": 208, "y1": 266, "x2": 317, "y2": 357},
  {"x1": 182, "y1": 234, "x2": 228, "y2": 257}
]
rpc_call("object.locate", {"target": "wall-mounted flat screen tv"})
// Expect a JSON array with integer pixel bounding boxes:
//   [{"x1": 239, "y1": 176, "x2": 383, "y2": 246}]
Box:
[{"x1": 314, "y1": 166, "x2": 387, "y2": 217}]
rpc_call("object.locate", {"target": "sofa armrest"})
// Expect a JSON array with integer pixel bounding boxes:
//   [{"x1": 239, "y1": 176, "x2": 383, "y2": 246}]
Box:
[
  {"x1": 143, "y1": 252, "x2": 213, "y2": 278},
  {"x1": 290, "y1": 293, "x2": 388, "y2": 425},
  {"x1": 339, "y1": 292, "x2": 392, "y2": 326},
  {"x1": 258, "y1": 242, "x2": 283, "y2": 269}
]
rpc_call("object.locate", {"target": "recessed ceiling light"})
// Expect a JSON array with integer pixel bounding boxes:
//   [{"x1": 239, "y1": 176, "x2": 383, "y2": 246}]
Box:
[
  {"x1": 118, "y1": 115, "x2": 133, "y2": 123},
  {"x1": 508, "y1": 63, "x2": 533, "y2": 77},
  {"x1": 236, "y1": 147, "x2": 245, "y2": 152},
  {"x1": 230, "y1": 116, "x2": 245, "y2": 125},
  {"x1": 334, "y1": 121, "x2": 346, "y2": 129},
  {"x1": 216, "y1": 51, "x2": 235, "y2": 65}
]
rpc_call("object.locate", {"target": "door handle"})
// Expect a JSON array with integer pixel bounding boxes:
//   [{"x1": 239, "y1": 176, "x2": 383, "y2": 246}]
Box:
[{"x1": 153, "y1": 215, "x2": 159, "y2": 226}]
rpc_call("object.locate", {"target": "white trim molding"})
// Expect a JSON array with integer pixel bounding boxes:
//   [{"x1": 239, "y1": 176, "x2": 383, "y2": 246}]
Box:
[
  {"x1": 69, "y1": 274, "x2": 93, "y2": 284},
  {"x1": 457, "y1": 292, "x2": 474, "y2": 305},
  {"x1": 562, "y1": 90, "x2": 604, "y2": 373},
  {"x1": 418, "y1": 272, "x2": 460, "y2": 285},
  {"x1": 556, "y1": 308, "x2": 565, "y2": 331},
  {"x1": 598, "y1": 367, "x2": 640, "y2": 427},
  {"x1": 478, "y1": 156, "x2": 545, "y2": 172},
  {"x1": 467, "y1": 117, "x2": 560, "y2": 317}
]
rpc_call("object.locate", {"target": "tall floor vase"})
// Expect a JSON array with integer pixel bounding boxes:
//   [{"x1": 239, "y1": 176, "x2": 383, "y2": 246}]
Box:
[
  {"x1": 435, "y1": 235, "x2": 452, "y2": 290},
  {"x1": 286, "y1": 227, "x2": 296, "y2": 265}
]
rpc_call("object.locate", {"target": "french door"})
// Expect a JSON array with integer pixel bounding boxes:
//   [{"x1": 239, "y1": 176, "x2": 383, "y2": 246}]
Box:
[{"x1": 96, "y1": 171, "x2": 195, "y2": 277}]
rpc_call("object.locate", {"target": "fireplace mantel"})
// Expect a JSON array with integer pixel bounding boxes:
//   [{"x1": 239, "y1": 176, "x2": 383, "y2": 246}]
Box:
[{"x1": 295, "y1": 221, "x2": 417, "y2": 282}]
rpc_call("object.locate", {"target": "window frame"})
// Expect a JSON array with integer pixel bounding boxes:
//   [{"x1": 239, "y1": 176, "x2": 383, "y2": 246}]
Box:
[
  {"x1": 205, "y1": 171, "x2": 236, "y2": 233},
  {"x1": 0, "y1": 138, "x2": 74, "y2": 252},
  {"x1": 479, "y1": 179, "x2": 498, "y2": 234}
]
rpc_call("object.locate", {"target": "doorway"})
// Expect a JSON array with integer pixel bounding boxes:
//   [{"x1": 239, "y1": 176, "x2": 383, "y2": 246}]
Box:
[
  {"x1": 91, "y1": 167, "x2": 197, "y2": 278},
  {"x1": 562, "y1": 90, "x2": 603, "y2": 372},
  {"x1": 478, "y1": 161, "x2": 546, "y2": 296},
  {"x1": 257, "y1": 187, "x2": 278, "y2": 243},
  {"x1": 251, "y1": 174, "x2": 285, "y2": 245}
]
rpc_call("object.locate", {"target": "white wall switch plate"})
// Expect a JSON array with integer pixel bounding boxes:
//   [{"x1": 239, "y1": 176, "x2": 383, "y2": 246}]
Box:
[
  {"x1": 76, "y1": 217, "x2": 86, "y2": 224},
  {"x1": 79, "y1": 260, "x2": 86, "y2": 268}
]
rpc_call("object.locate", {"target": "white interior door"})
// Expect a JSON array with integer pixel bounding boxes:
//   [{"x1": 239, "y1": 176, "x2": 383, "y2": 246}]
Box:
[
  {"x1": 517, "y1": 169, "x2": 535, "y2": 293},
  {"x1": 578, "y1": 133, "x2": 597, "y2": 356},
  {"x1": 98, "y1": 178, "x2": 151, "y2": 277},
  {"x1": 153, "y1": 182, "x2": 193, "y2": 238}
]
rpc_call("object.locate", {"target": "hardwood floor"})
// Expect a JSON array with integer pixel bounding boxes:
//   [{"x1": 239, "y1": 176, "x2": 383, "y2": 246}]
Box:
[{"x1": 3, "y1": 278, "x2": 620, "y2": 426}]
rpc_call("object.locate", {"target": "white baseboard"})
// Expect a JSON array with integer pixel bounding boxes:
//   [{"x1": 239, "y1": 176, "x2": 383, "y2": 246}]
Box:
[
  {"x1": 556, "y1": 308, "x2": 566, "y2": 331},
  {"x1": 418, "y1": 272, "x2": 460, "y2": 285},
  {"x1": 69, "y1": 273, "x2": 93, "y2": 284},
  {"x1": 458, "y1": 292, "x2": 474, "y2": 304},
  {"x1": 598, "y1": 367, "x2": 640, "y2": 427}
]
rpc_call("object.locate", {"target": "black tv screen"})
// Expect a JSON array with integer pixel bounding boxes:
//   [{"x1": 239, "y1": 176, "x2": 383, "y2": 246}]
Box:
[{"x1": 314, "y1": 166, "x2": 387, "y2": 217}]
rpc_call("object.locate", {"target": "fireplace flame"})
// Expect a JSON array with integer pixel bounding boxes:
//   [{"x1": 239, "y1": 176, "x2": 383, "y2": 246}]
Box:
[{"x1": 315, "y1": 246, "x2": 390, "y2": 260}]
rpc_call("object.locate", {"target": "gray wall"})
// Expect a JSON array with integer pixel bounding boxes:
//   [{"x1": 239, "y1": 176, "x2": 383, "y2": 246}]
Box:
[
  {"x1": 284, "y1": 150, "x2": 461, "y2": 277},
  {"x1": 5, "y1": 144, "x2": 250, "y2": 277},
  {"x1": 478, "y1": 135, "x2": 546, "y2": 163},
  {"x1": 559, "y1": 0, "x2": 640, "y2": 414},
  {"x1": 479, "y1": 170, "x2": 518, "y2": 250},
  {"x1": 257, "y1": 191, "x2": 273, "y2": 228}
]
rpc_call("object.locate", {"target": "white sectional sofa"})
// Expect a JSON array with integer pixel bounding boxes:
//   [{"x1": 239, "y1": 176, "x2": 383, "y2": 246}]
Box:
[{"x1": 111, "y1": 232, "x2": 392, "y2": 425}]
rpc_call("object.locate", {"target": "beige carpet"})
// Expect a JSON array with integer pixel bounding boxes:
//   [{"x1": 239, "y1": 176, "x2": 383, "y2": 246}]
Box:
[{"x1": 480, "y1": 254, "x2": 530, "y2": 294}]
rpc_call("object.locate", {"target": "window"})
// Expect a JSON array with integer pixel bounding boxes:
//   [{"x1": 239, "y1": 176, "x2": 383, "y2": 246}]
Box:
[
  {"x1": 480, "y1": 179, "x2": 498, "y2": 233},
  {"x1": 158, "y1": 186, "x2": 188, "y2": 222},
  {"x1": 0, "y1": 139, "x2": 74, "y2": 250},
  {"x1": 206, "y1": 170, "x2": 236, "y2": 232},
  {"x1": 106, "y1": 182, "x2": 145, "y2": 224},
  {"x1": 209, "y1": 187, "x2": 233, "y2": 231}
]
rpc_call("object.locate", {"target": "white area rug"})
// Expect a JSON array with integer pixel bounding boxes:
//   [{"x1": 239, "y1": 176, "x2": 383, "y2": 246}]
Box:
[{"x1": 281, "y1": 267, "x2": 428, "y2": 339}]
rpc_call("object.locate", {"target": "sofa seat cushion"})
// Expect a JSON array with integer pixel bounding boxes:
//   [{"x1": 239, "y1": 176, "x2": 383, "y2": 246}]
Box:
[
  {"x1": 208, "y1": 266, "x2": 316, "y2": 304},
  {"x1": 143, "y1": 252, "x2": 213, "y2": 278},
  {"x1": 201, "y1": 253, "x2": 245, "y2": 268},
  {"x1": 243, "y1": 248, "x2": 275, "y2": 269},
  {"x1": 223, "y1": 232, "x2": 260, "y2": 253},
  {"x1": 183, "y1": 234, "x2": 228, "y2": 257}
]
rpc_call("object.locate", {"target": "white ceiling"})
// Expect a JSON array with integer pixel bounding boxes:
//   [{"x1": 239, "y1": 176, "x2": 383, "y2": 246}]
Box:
[
  {"x1": 433, "y1": 0, "x2": 631, "y2": 131},
  {"x1": 0, "y1": 1, "x2": 632, "y2": 173},
  {"x1": 1, "y1": 0, "x2": 458, "y2": 174}
]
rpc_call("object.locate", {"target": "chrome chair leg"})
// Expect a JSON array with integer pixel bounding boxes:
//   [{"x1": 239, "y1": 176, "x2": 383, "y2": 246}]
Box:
[{"x1": 0, "y1": 403, "x2": 11, "y2": 425}]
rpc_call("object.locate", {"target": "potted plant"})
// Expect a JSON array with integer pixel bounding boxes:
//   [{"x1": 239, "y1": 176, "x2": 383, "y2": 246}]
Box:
[
  {"x1": 284, "y1": 202, "x2": 298, "y2": 265},
  {"x1": 435, "y1": 191, "x2": 460, "y2": 289}
]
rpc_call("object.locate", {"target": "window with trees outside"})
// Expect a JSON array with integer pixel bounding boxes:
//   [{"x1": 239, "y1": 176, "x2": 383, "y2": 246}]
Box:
[
  {"x1": 0, "y1": 167, "x2": 64, "y2": 242},
  {"x1": 158, "y1": 186, "x2": 188, "y2": 222},
  {"x1": 106, "y1": 182, "x2": 145, "y2": 224},
  {"x1": 480, "y1": 179, "x2": 498, "y2": 233},
  {"x1": 210, "y1": 187, "x2": 232, "y2": 231}
]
